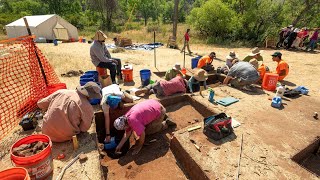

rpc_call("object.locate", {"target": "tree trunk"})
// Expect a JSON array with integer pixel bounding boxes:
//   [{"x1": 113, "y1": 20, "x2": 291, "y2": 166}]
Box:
[{"x1": 172, "y1": 0, "x2": 179, "y2": 38}]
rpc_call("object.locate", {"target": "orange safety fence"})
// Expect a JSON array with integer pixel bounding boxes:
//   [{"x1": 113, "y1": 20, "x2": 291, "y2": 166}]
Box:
[{"x1": 0, "y1": 35, "x2": 60, "y2": 140}]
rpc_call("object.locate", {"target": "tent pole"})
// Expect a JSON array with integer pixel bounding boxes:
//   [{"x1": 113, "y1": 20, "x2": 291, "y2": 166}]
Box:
[{"x1": 23, "y1": 17, "x2": 48, "y2": 86}]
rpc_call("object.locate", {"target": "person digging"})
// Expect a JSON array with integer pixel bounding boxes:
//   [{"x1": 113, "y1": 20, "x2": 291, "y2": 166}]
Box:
[
  {"x1": 188, "y1": 68, "x2": 208, "y2": 96},
  {"x1": 37, "y1": 82, "x2": 101, "y2": 142},
  {"x1": 113, "y1": 99, "x2": 176, "y2": 155},
  {"x1": 134, "y1": 76, "x2": 187, "y2": 97},
  {"x1": 100, "y1": 84, "x2": 133, "y2": 143}
]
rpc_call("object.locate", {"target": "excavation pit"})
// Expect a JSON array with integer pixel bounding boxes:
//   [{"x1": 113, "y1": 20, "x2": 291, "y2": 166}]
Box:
[
  {"x1": 94, "y1": 95, "x2": 217, "y2": 179},
  {"x1": 292, "y1": 137, "x2": 320, "y2": 177}
]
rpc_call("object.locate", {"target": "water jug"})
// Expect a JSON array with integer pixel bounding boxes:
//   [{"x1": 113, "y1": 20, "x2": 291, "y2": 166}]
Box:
[
  {"x1": 208, "y1": 88, "x2": 215, "y2": 103},
  {"x1": 275, "y1": 85, "x2": 285, "y2": 98}
]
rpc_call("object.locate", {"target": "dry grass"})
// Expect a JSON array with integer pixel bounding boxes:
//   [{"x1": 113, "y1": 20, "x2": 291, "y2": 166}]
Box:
[{"x1": 80, "y1": 24, "x2": 200, "y2": 48}]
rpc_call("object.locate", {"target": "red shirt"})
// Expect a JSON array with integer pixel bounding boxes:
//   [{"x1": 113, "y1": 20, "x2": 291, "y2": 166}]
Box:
[{"x1": 184, "y1": 32, "x2": 190, "y2": 41}]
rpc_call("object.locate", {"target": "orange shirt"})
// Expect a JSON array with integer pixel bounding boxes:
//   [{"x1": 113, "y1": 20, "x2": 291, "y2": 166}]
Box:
[
  {"x1": 276, "y1": 59, "x2": 289, "y2": 80},
  {"x1": 197, "y1": 55, "x2": 212, "y2": 68}
]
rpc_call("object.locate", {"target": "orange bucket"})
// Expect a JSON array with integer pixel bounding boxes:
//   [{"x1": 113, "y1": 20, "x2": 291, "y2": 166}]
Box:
[
  {"x1": 11, "y1": 134, "x2": 53, "y2": 180},
  {"x1": 122, "y1": 65, "x2": 133, "y2": 82},
  {"x1": 262, "y1": 73, "x2": 279, "y2": 91},
  {"x1": 122, "y1": 69, "x2": 133, "y2": 82},
  {"x1": 0, "y1": 167, "x2": 30, "y2": 180},
  {"x1": 96, "y1": 67, "x2": 107, "y2": 77}
]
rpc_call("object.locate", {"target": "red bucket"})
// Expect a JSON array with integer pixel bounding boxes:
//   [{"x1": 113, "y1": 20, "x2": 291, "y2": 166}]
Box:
[
  {"x1": 47, "y1": 83, "x2": 67, "y2": 95},
  {"x1": 0, "y1": 167, "x2": 30, "y2": 180},
  {"x1": 10, "y1": 134, "x2": 53, "y2": 180},
  {"x1": 262, "y1": 73, "x2": 279, "y2": 91}
]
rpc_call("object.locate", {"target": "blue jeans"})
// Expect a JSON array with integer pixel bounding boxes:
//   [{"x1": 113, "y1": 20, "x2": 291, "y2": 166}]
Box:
[
  {"x1": 307, "y1": 40, "x2": 317, "y2": 51},
  {"x1": 97, "y1": 62, "x2": 116, "y2": 83}
]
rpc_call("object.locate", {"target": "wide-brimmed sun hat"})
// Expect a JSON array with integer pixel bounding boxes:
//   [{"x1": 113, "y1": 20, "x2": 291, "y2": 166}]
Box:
[
  {"x1": 249, "y1": 47, "x2": 263, "y2": 56},
  {"x1": 76, "y1": 82, "x2": 102, "y2": 99},
  {"x1": 194, "y1": 68, "x2": 208, "y2": 81},
  {"x1": 249, "y1": 59, "x2": 258, "y2": 69},
  {"x1": 93, "y1": 30, "x2": 108, "y2": 41},
  {"x1": 114, "y1": 115, "x2": 127, "y2": 130},
  {"x1": 173, "y1": 63, "x2": 181, "y2": 70},
  {"x1": 226, "y1": 51, "x2": 238, "y2": 60}
]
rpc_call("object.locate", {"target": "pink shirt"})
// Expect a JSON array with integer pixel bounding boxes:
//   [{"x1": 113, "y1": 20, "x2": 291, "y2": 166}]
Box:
[
  {"x1": 126, "y1": 99, "x2": 162, "y2": 136},
  {"x1": 160, "y1": 76, "x2": 186, "y2": 96},
  {"x1": 37, "y1": 89, "x2": 94, "y2": 142}
]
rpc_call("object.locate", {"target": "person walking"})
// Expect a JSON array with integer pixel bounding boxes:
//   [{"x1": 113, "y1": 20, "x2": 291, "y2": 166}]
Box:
[
  {"x1": 180, "y1": 29, "x2": 192, "y2": 54},
  {"x1": 306, "y1": 28, "x2": 319, "y2": 51}
]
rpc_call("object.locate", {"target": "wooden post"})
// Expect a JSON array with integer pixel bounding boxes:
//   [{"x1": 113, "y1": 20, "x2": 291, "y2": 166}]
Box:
[
  {"x1": 154, "y1": 31, "x2": 156, "y2": 68},
  {"x1": 172, "y1": 0, "x2": 179, "y2": 39},
  {"x1": 23, "y1": 17, "x2": 48, "y2": 86}
]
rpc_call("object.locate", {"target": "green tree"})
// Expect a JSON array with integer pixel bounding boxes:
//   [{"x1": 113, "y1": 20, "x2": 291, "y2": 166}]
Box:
[{"x1": 187, "y1": 0, "x2": 236, "y2": 37}]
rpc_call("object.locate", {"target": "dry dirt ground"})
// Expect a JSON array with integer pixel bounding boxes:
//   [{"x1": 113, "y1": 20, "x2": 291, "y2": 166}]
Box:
[{"x1": 1, "y1": 41, "x2": 320, "y2": 179}]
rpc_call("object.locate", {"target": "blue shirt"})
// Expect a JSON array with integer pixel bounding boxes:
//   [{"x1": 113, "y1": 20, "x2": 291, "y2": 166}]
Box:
[{"x1": 188, "y1": 76, "x2": 207, "y2": 93}]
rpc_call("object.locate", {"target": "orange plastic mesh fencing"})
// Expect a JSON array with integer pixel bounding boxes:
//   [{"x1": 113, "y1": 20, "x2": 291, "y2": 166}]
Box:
[{"x1": 0, "y1": 35, "x2": 60, "y2": 140}]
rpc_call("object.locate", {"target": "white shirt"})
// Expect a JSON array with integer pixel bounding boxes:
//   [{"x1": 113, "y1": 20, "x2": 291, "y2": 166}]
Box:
[{"x1": 101, "y1": 84, "x2": 124, "y2": 105}]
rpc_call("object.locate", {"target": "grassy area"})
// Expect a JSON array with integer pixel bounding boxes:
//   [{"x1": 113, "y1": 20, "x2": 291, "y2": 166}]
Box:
[
  {"x1": 0, "y1": 22, "x2": 252, "y2": 48},
  {"x1": 79, "y1": 23, "x2": 254, "y2": 48}
]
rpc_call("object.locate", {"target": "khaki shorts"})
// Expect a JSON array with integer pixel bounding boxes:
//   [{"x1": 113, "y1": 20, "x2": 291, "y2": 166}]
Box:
[{"x1": 145, "y1": 105, "x2": 166, "y2": 135}]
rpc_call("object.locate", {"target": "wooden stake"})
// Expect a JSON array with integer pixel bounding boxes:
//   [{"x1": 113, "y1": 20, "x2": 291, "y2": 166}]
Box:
[
  {"x1": 72, "y1": 135, "x2": 79, "y2": 150},
  {"x1": 187, "y1": 125, "x2": 201, "y2": 132},
  {"x1": 236, "y1": 134, "x2": 244, "y2": 180}
]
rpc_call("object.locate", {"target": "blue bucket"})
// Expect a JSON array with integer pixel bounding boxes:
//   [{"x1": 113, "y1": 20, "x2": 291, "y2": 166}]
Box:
[
  {"x1": 80, "y1": 77, "x2": 95, "y2": 86},
  {"x1": 53, "y1": 39, "x2": 58, "y2": 46},
  {"x1": 84, "y1": 71, "x2": 98, "y2": 81},
  {"x1": 191, "y1": 56, "x2": 202, "y2": 69},
  {"x1": 140, "y1": 69, "x2": 151, "y2": 87},
  {"x1": 90, "y1": 98, "x2": 101, "y2": 105}
]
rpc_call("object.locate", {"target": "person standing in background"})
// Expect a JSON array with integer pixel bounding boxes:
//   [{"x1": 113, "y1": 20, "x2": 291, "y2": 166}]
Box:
[{"x1": 181, "y1": 29, "x2": 192, "y2": 55}]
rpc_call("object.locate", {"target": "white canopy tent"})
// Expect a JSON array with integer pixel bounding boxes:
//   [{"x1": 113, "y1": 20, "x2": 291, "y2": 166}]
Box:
[{"x1": 5, "y1": 14, "x2": 78, "y2": 41}]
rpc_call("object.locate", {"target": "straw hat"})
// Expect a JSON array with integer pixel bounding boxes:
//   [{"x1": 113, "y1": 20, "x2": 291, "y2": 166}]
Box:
[
  {"x1": 194, "y1": 68, "x2": 208, "y2": 81},
  {"x1": 173, "y1": 63, "x2": 181, "y2": 70},
  {"x1": 226, "y1": 51, "x2": 237, "y2": 60},
  {"x1": 76, "y1": 82, "x2": 102, "y2": 99},
  {"x1": 249, "y1": 47, "x2": 263, "y2": 56},
  {"x1": 93, "y1": 30, "x2": 108, "y2": 41},
  {"x1": 249, "y1": 59, "x2": 258, "y2": 69}
]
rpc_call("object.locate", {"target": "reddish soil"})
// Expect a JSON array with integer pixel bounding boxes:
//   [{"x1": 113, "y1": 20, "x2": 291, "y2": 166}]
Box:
[
  {"x1": 101, "y1": 132, "x2": 186, "y2": 180},
  {"x1": 166, "y1": 101, "x2": 204, "y2": 130},
  {"x1": 100, "y1": 100, "x2": 207, "y2": 180}
]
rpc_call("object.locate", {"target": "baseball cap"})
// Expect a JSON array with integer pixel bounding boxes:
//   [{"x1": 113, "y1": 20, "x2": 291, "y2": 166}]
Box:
[{"x1": 271, "y1": 52, "x2": 282, "y2": 57}]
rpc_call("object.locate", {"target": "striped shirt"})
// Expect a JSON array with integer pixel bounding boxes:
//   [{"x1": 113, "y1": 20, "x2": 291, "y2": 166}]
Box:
[{"x1": 227, "y1": 62, "x2": 260, "y2": 83}]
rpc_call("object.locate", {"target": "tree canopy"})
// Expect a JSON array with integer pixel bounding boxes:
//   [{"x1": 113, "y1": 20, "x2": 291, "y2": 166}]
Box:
[{"x1": 0, "y1": 0, "x2": 319, "y2": 44}]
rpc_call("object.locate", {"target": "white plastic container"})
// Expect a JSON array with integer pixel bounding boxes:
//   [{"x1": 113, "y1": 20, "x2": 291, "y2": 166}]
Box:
[{"x1": 275, "y1": 85, "x2": 285, "y2": 98}]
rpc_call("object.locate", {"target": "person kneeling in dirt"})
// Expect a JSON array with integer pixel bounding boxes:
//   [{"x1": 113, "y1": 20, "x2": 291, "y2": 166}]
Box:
[
  {"x1": 271, "y1": 51, "x2": 289, "y2": 81},
  {"x1": 188, "y1": 68, "x2": 208, "y2": 95},
  {"x1": 223, "y1": 60, "x2": 260, "y2": 91},
  {"x1": 164, "y1": 63, "x2": 184, "y2": 81},
  {"x1": 134, "y1": 76, "x2": 187, "y2": 97},
  {"x1": 221, "y1": 51, "x2": 239, "y2": 74},
  {"x1": 101, "y1": 84, "x2": 134, "y2": 143},
  {"x1": 197, "y1": 52, "x2": 216, "y2": 71},
  {"x1": 114, "y1": 99, "x2": 175, "y2": 155},
  {"x1": 37, "y1": 82, "x2": 101, "y2": 142}
]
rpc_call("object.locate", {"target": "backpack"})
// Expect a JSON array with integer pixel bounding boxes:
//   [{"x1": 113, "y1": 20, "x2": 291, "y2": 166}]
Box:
[{"x1": 203, "y1": 113, "x2": 233, "y2": 141}]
